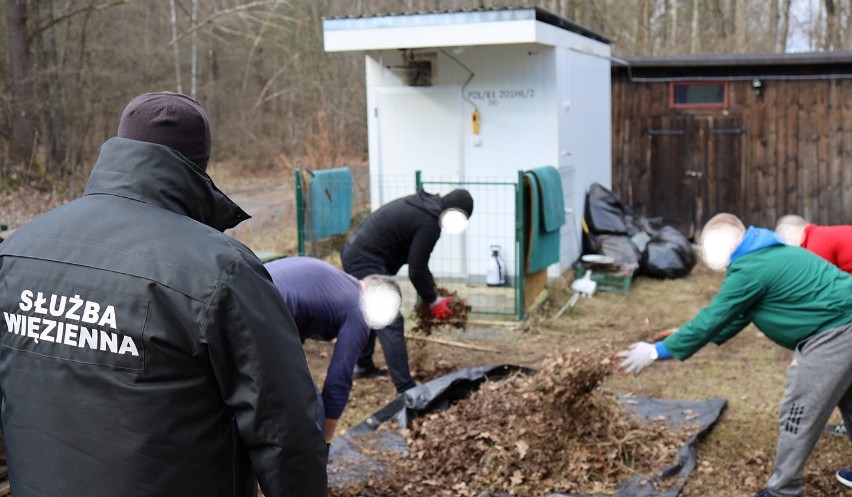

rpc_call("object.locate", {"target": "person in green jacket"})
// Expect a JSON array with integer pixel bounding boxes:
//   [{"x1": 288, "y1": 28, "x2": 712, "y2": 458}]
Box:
[{"x1": 616, "y1": 213, "x2": 852, "y2": 497}]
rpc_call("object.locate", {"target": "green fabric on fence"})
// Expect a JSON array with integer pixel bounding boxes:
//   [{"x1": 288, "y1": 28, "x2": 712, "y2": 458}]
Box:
[
  {"x1": 307, "y1": 167, "x2": 353, "y2": 240},
  {"x1": 524, "y1": 166, "x2": 565, "y2": 273}
]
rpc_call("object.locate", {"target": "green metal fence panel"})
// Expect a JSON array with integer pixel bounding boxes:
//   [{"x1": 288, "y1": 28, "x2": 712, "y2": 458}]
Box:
[
  {"x1": 416, "y1": 171, "x2": 525, "y2": 321},
  {"x1": 296, "y1": 169, "x2": 527, "y2": 320},
  {"x1": 296, "y1": 169, "x2": 305, "y2": 256}
]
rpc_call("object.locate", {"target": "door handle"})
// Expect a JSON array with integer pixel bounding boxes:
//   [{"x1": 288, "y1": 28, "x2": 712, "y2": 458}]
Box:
[{"x1": 685, "y1": 170, "x2": 703, "y2": 178}]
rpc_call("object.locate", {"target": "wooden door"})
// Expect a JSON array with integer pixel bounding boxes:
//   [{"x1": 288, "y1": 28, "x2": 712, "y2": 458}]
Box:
[{"x1": 647, "y1": 115, "x2": 744, "y2": 239}]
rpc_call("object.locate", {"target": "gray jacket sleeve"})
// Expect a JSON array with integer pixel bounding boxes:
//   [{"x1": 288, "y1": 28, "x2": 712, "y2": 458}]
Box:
[{"x1": 204, "y1": 255, "x2": 328, "y2": 496}]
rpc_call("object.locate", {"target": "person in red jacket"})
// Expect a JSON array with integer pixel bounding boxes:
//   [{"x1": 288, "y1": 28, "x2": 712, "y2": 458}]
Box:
[
  {"x1": 775, "y1": 214, "x2": 852, "y2": 274},
  {"x1": 775, "y1": 214, "x2": 852, "y2": 442}
]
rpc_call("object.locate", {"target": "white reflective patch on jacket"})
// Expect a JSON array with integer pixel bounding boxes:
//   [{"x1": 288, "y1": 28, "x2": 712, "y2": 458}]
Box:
[
  {"x1": 4, "y1": 312, "x2": 139, "y2": 356},
  {"x1": 1, "y1": 275, "x2": 147, "y2": 371}
]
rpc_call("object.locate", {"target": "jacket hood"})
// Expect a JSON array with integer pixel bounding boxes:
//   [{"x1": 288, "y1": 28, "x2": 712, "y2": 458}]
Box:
[
  {"x1": 83, "y1": 137, "x2": 249, "y2": 231},
  {"x1": 404, "y1": 190, "x2": 443, "y2": 218},
  {"x1": 731, "y1": 226, "x2": 783, "y2": 262}
]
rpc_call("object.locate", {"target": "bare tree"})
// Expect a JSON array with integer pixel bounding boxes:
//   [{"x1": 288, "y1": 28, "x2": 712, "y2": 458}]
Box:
[
  {"x1": 671, "y1": 0, "x2": 679, "y2": 49},
  {"x1": 768, "y1": 0, "x2": 779, "y2": 51},
  {"x1": 690, "y1": 0, "x2": 700, "y2": 53},
  {"x1": 1, "y1": 0, "x2": 849, "y2": 191},
  {"x1": 170, "y1": 0, "x2": 183, "y2": 93},
  {"x1": 191, "y1": 0, "x2": 198, "y2": 98},
  {"x1": 32, "y1": 0, "x2": 67, "y2": 175},
  {"x1": 710, "y1": 0, "x2": 729, "y2": 50},
  {"x1": 6, "y1": 0, "x2": 35, "y2": 164},
  {"x1": 734, "y1": 0, "x2": 746, "y2": 51}
]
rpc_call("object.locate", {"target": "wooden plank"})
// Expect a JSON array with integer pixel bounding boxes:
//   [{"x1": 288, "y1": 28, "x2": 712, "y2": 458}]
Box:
[
  {"x1": 763, "y1": 75, "x2": 778, "y2": 225},
  {"x1": 824, "y1": 80, "x2": 838, "y2": 224},
  {"x1": 405, "y1": 334, "x2": 499, "y2": 353},
  {"x1": 688, "y1": 116, "x2": 716, "y2": 238},
  {"x1": 842, "y1": 80, "x2": 852, "y2": 221},
  {"x1": 801, "y1": 79, "x2": 819, "y2": 221},
  {"x1": 816, "y1": 80, "x2": 830, "y2": 224},
  {"x1": 524, "y1": 269, "x2": 548, "y2": 312},
  {"x1": 749, "y1": 81, "x2": 768, "y2": 225},
  {"x1": 775, "y1": 79, "x2": 788, "y2": 220},
  {"x1": 787, "y1": 80, "x2": 801, "y2": 216}
]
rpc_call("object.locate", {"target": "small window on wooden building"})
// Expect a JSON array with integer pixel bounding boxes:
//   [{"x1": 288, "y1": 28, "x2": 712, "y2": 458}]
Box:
[{"x1": 669, "y1": 82, "x2": 729, "y2": 110}]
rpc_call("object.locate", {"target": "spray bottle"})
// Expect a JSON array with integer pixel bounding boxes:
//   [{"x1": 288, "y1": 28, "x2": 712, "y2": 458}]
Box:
[{"x1": 486, "y1": 245, "x2": 507, "y2": 287}]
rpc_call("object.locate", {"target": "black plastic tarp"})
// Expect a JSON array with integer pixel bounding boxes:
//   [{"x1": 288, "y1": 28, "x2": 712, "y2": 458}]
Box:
[{"x1": 329, "y1": 365, "x2": 727, "y2": 497}]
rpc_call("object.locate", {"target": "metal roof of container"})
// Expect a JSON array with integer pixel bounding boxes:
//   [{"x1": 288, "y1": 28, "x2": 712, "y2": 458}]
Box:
[{"x1": 323, "y1": 7, "x2": 610, "y2": 52}]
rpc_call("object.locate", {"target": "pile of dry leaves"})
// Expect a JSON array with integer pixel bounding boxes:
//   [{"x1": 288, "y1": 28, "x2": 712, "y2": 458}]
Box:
[
  {"x1": 411, "y1": 287, "x2": 472, "y2": 335},
  {"x1": 330, "y1": 350, "x2": 692, "y2": 496}
]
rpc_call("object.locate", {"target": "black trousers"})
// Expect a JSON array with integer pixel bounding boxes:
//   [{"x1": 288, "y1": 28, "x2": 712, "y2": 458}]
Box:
[{"x1": 340, "y1": 242, "x2": 416, "y2": 393}]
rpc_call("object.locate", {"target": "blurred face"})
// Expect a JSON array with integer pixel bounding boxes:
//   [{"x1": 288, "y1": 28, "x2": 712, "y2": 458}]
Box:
[
  {"x1": 439, "y1": 208, "x2": 469, "y2": 235},
  {"x1": 700, "y1": 226, "x2": 742, "y2": 271},
  {"x1": 359, "y1": 281, "x2": 402, "y2": 329},
  {"x1": 776, "y1": 224, "x2": 805, "y2": 246}
]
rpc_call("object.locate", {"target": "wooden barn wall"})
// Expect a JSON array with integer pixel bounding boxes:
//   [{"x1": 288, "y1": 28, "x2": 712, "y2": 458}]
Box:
[{"x1": 611, "y1": 73, "x2": 852, "y2": 230}]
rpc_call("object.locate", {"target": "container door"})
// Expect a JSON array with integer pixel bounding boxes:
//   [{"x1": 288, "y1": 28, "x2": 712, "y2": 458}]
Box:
[{"x1": 648, "y1": 114, "x2": 743, "y2": 239}]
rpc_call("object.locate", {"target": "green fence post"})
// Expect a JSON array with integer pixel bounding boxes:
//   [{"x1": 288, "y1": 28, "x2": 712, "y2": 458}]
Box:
[
  {"x1": 295, "y1": 168, "x2": 305, "y2": 256},
  {"x1": 515, "y1": 170, "x2": 526, "y2": 320},
  {"x1": 415, "y1": 170, "x2": 422, "y2": 192}
]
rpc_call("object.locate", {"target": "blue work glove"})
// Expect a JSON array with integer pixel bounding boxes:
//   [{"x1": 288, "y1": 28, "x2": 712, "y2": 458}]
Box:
[{"x1": 430, "y1": 296, "x2": 455, "y2": 320}]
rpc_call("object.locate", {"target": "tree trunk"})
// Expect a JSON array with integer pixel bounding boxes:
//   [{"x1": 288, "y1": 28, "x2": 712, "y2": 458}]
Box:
[
  {"x1": 711, "y1": 0, "x2": 728, "y2": 50},
  {"x1": 671, "y1": 0, "x2": 678, "y2": 49},
  {"x1": 734, "y1": 0, "x2": 747, "y2": 52},
  {"x1": 170, "y1": 0, "x2": 183, "y2": 93},
  {"x1": 6, "y1": 0, "x2": 36, "y2": 164},
  {"x1": 690, "y1": 0, "x2": 700, "y2": 53},
  {"x1": 36, "y1": 0, "x2": 68, "y2": 176},
  {"x1": 191, "y1": 0, "x2": 198, "y2": 98},
  {"x1": 640, "y1": 0, "x2": 651, "y2": 54},
  {"x1": 779, "y1": 0, "x2": 792, "y2": 51},
  {"x1": 768, "y1": 0, "x2": 779, "y2": 52},
  {"x1": 824, "y1": 0, "x2": 838, "y2": 50}
]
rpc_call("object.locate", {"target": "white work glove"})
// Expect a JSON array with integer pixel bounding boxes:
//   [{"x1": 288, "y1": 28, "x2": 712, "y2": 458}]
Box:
[{"x1": 616, "y1": 341, "x2": 658, "y2": 376}]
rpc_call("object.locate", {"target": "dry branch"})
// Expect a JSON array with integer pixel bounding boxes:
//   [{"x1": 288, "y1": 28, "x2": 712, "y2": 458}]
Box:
[{"x1": 404, "y1": 334, "x2": 499, "y2": 353}]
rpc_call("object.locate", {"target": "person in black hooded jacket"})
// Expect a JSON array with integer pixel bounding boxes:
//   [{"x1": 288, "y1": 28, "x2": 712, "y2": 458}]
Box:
[
  {"x1": 0, "y1": 92, "x2": 327, "y2": 497},
  {"x1": 340, "y1": 188, "x2": 474, "y2": 393}
]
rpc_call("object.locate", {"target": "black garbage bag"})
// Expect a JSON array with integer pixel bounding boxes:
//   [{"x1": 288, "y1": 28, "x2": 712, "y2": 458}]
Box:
[
  {"x1": 584, "y1": 183, "x2": 629, "y2": 235},
  {"x1": 329, "y1": 365, "x2": 727, "y2": 497},
  {"x1": 593, "y1": 233, "x2": 640, "y2": 266},
  {"x1": 641, "y1": 226, "x2": 697, "y2": 279},
  {"x1": 627, "y1": 214, "x2": 664, "y2": 239}
]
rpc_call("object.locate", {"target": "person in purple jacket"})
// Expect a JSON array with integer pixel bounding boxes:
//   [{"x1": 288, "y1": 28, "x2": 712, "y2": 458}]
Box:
[{"x1": 264, "y1": 256, "x2": 402, "y2": 442}]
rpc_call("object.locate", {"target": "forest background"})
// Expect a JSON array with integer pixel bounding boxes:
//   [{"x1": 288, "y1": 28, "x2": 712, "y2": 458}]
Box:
[
  {"x1": 2, "y1": 0, "x2": 852, "y2": 204},
  {"x1": 3, "y1": 0, "x2": 852, "y2": 197}
]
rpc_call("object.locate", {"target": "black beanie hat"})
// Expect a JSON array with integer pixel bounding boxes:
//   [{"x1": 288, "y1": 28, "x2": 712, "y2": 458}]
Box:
[
  {"x1": 440, "y1": 189, "x2": 474, "y2": 217},
  {"x1": 117, "y1": 91, "x2": 211, "y2": 170}
]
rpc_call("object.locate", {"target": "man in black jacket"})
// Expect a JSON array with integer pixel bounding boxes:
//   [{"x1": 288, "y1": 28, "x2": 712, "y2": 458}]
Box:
[
  {"x1": 340, "y1": 188, "x2": 473, "y2": 393},
  {"x1": 0, "y1": 92, "x2": 327, "y2": 497}
]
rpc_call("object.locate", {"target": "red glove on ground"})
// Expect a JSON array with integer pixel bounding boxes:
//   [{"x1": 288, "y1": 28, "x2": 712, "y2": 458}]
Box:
[{"x1": 430, "y1": 297, "x2": 455, "y2": 320}]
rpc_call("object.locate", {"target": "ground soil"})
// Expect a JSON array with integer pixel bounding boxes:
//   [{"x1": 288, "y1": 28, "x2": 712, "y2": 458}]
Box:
[{"x1": 3, "y1": 167, "x2": 851, "y2": 497}]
